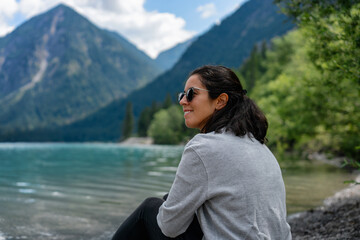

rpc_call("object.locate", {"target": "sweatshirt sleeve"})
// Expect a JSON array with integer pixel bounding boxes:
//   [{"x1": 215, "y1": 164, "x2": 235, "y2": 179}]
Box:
[{"x1": 157, "y1": 145, "x2": 208, "y2": 237}]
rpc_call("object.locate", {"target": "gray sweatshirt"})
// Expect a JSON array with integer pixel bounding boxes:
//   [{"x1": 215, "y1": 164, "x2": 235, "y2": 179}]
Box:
[{"x1": 157, "y1": 131, "x2": 292, "y2": 239}]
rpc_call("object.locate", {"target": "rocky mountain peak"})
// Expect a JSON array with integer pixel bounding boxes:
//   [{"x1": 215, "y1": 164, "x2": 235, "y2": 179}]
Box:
[{"x1": 0, "y1": 4, "x2": 160, "y2": 132}]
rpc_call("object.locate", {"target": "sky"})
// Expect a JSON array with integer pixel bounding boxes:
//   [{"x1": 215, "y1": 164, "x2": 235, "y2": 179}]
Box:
[{"x1": 0, "y1": 0, "x2": 248, "y2": 58}]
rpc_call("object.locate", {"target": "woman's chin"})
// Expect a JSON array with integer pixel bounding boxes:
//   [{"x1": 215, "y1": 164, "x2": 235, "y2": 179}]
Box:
[{"x1": 185, "y1": 121, "x2": 197, "y2": 129}]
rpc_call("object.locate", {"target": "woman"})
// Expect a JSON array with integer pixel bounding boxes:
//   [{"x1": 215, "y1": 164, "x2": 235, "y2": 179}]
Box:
[{"x1": 112, "y1": 65, "x2": 292, "y2": 239}]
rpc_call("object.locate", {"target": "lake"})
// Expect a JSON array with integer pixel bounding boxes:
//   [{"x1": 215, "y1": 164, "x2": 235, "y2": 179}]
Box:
[{"x1": 0, "y1": 143, "x2": 354, "y2": 240}]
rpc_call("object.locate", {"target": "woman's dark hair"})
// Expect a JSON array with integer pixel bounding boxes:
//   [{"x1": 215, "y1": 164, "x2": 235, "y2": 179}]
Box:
[{"x1": 190, "y1": 65, "x2": 268, "y2": 144}]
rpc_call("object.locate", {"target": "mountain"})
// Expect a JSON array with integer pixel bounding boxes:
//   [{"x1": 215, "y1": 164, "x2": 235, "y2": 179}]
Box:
[
  {"x1": 0, "y1": 4, "x2": 161, "y2": 132},
  {"x1": 105, "y1": 29, "x2": 159, "y2": 71},
  {"x1": 155, "y1": 37, "x2": 196, "y2": 71},
  {"x1": 0, "y1": 0, "x2": 294, "y2": 141}
]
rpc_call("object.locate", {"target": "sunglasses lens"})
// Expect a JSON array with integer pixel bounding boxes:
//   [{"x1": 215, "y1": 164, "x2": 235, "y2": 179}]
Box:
[
  {"x1": 178, "y1": 88, "x2": 196, "y2": 103},
  {"x1": 186, "y1": 88, "x2": 194, "y2": 102},
  {"x1": 178, "y1": 92, "x2": 185, "y2": 103}
]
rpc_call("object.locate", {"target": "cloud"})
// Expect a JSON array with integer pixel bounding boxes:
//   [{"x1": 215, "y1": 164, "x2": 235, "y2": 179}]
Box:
[
  {"x1": 0, "y1": 0, "x2": 18, "y2": 35},
  {"x1": 0, "y1": 0, "x2": 196, "y2": 58},
  {"x1": 75, "y1": 5, "x2": 195, "y2": 58},
  {"x1": 0, "y1": 0, "x2": 18, "y2": 17},
  {"x1": 0, "y1": 22, "x2": 15, "y2": 37},
  {"x1": 197, "y1": 3, "x2": 217, "y2": 19}
]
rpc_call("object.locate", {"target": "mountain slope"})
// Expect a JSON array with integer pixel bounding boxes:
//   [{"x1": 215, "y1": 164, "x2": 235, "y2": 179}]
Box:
[
  {"x1": 1, "y1": 0, "x2": 294, "y2": 141},
  {"x1": 0, "y1": 4, "x2": 160, "y2": 131},
  {"x1": 155, "y1": 37, "x2": 196, "y2": 71}
]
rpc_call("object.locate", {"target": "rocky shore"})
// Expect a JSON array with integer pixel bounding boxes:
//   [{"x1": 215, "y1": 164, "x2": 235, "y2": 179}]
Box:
[
  {"x1": 119, "y1": 137, "x2": 154, "y2": 145},
  {"x1": 288, "y1": 175, "x2": 360, "y2": 239}
]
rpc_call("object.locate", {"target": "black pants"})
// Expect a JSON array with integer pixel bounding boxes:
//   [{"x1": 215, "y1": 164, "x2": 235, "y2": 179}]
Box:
[{"x1": 111, "y1": 197, "x2": 203, "y2": 240}]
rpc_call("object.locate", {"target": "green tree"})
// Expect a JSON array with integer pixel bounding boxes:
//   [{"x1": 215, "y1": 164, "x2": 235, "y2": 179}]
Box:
[
  {"x1": 252, "y1": 30, "x2": 323, "y2": 152},
  {"x1": 137, "y1": 101, "x2": 161, "y2": 137},
  {"x1": 274, "y1": 0, "x2": 360, "y2": 159},
  {"x1": 260, "y1": 40, "x2": 267, "y2": 60},
  {"x1": 147, "y1": 105, "x2": 184, "y2": 144},
  {"x1": 237, "y1": 43, "x2": 268, "y2": 93},
  {"x1": 275, "y1": 0, "x2": 359, "y2": 85},
  {"x1": 252, "y1": 26, "x2": 359, "y2": 160},
  {"x1": 122, "y1": 102, "x2": 134, "y2": 140}
]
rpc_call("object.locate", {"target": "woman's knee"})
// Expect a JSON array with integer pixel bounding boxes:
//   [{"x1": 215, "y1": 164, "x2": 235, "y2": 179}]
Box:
[
  {"x1": 139, "y1": 197, "x2": 164, "y2": 221},
  {"x1": 141, "y1": 197, "x2": 164, "y2": 209}
]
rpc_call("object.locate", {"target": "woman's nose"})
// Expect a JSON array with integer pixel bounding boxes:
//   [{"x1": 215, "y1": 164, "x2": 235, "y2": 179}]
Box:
[{"x1": 179, "y1": 96, "x2": 188, "y2": 105}]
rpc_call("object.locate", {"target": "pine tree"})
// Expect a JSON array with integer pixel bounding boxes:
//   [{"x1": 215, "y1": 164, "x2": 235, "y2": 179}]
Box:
[
  {"x1": 137, "y1": 101, "x2": 161, "y2": 137},
  {"x1": 163, "y1": 93, "x2": 173, "y2": 109},
  {"x1": 239, "y1": 44, "x2": 262, "y2": 93},
  {"x1": 138, "y1": 107, "x2": 151, "y2": 137},
  {"x1": 260, "y1": 40, "x2": 267, "y2": 60}
]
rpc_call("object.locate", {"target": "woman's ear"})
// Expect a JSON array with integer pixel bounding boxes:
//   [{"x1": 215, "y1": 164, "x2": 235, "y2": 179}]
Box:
[{"x1": 215, "y1": 93, "x2": 229, "y2": 110}]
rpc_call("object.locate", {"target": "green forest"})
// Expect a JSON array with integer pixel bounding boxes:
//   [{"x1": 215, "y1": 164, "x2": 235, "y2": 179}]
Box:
[{"x1": 124, "y1": 1, "x2": 359, "y2": 163}]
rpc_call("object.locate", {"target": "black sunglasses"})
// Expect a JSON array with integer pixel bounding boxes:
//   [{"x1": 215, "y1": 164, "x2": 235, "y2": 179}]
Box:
[{"x1": 178, "y1": 87, "x2": 209, "y2": 103}]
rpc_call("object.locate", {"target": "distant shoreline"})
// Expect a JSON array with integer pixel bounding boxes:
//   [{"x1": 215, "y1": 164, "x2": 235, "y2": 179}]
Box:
[{"x1": 119, "y1": 137, "x2": 154, "y2": 145}]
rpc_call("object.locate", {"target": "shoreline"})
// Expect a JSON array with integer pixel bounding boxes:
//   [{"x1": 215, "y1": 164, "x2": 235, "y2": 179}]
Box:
[
  {"x1": 288, "y1": 174, "x2": 360, "y2": 239},
  {"x1": 119, "y1": 137, "x2": 154, "y2": 145}
]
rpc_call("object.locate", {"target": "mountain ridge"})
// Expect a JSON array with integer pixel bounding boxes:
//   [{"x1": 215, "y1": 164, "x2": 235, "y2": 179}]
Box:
[
  {"x1": 155, "y1": 37, "x2": 196, "y2": 71},
  {"x1": 0, "y1": 4, "x2": 161, "y2": 132}
]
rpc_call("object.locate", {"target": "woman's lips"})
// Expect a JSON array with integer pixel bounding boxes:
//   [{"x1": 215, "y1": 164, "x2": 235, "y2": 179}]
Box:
[{"x1": 183, "y1": 110, "x2": 192, "y2": 116}]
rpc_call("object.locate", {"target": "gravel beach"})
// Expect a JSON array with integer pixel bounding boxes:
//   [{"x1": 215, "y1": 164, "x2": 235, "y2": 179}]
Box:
[{"x1": 288, "y1": 175, "x2": 360, "y2": 239}]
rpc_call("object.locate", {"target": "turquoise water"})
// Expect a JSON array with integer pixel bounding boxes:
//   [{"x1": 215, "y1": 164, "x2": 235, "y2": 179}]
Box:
[{"x1": 0, "y1": 143, "x2": 354, "y2": 239}]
